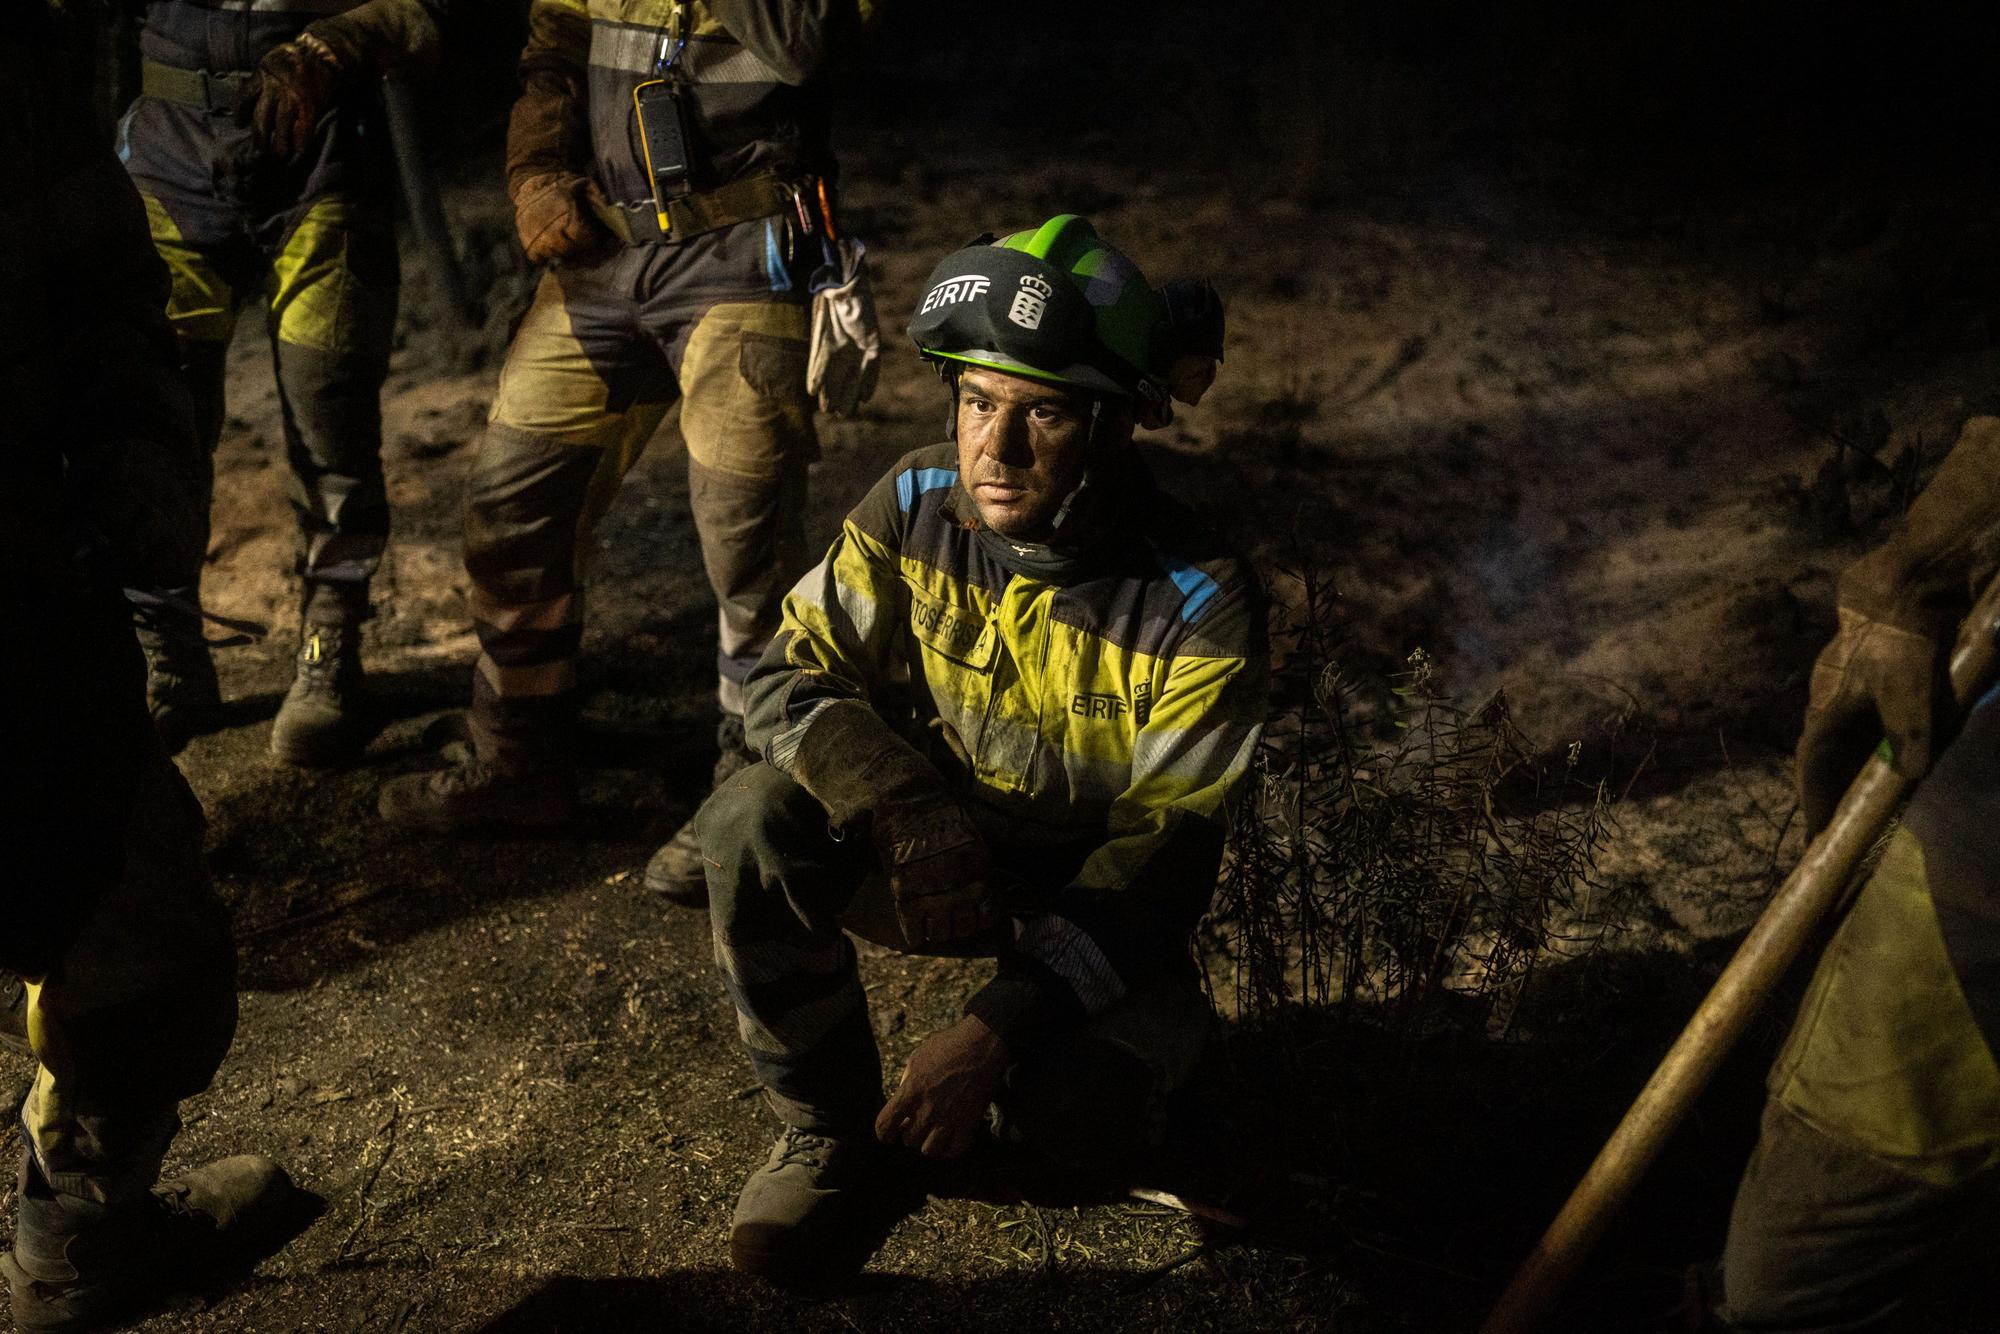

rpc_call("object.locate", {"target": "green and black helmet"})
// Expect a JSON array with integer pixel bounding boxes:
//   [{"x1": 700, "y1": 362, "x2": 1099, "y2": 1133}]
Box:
[{"x1": 907, "y1": 215, "x2": 1173, "y2": 418}]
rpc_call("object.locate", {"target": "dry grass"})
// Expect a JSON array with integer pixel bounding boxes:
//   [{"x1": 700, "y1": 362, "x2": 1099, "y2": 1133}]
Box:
[{"x1": 1208, "y1": 549, "x2": 1616, "y2": 1050}]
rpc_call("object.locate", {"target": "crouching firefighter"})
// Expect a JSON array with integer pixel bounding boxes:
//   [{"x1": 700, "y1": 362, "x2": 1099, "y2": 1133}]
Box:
[
  {"x1": 1, "y1": 10, "x2": 309, "y2": 1330},
  {"x1": 699, "y1": 215, "x2": 1260, "y2": 1284},
  {"x1": 117, "y1": 0, "x2": 447, "y2": 762},
  {"x1": 1699, "y1": 417, "x2": 2000, "y2": 1330},
  {"x1": 378, "y1": 0, "x2": 871, "y2": 866}
]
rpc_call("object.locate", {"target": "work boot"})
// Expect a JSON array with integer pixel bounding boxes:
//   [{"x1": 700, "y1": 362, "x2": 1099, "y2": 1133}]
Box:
[
  {"x1": 730, "y1": 1126, "x2": 916, "y2": 1286},
  {"x1": 270, "y1": 622, "x2": 372, "y2": 766},
  {"x1": 377, "y1": 756, "x2": 575, "y2": 833},
  {"x1": 0, "y1": 974, "x2": 27, "y2": 1057},
  {"x1": 644, "y1": 713, "x2": 756, "y2": 907},
  {"x1": 133, "y1": 601, "x2": 221, "y2": 755},
  {"x1": 3, "y1": 1154, "x2": 304, "y2": 1332}
]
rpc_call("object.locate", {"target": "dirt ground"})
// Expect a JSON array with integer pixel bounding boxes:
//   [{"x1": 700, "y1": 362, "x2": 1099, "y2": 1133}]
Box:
[{"x1": 23, "y1": 89, "x2": 2000, "y2": 1334}]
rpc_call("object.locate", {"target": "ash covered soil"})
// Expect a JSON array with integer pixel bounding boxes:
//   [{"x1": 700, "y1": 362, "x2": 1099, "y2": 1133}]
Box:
[{"x1": 24, "y1": 123, "x2": 2000, "y2": 1332}]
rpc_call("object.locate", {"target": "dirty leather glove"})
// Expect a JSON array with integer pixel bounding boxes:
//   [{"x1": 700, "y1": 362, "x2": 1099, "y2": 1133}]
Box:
[
  {"x1": 1796, "y1": 609, "x2": 1948, "y2": 835},
  {"x1": 300, "y1": 2, "x2": 443, "y2": 82},
  {"x1": 510, "y1": 171, "x2": 611, "y2": 265},
  {"x1": 784, "y1": 699, "x2": 997, "y2": 946},
  {"x1": 250, "y1": 36, "x2": 341, "y2": 160},
  {"x1": 1796, "y1": 415, "x2": 2000, "y2": 834},
  {"x1": 505, "y1": 64, "x2": 594, "y2": 254},
  {"x1": 871, "y1": 792, "x2": 994, "y2": 947}
]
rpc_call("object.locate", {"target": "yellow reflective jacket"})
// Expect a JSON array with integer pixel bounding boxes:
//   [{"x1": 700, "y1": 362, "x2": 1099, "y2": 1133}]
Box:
[{"x1": 746, "y1": 443, "x2": 1267, "y2": 1034}]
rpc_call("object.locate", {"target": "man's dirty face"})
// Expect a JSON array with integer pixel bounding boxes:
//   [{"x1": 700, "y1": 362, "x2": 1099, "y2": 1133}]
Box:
[{"x1": 954, "y1": 366, "x2": 1098, "y2": 541}]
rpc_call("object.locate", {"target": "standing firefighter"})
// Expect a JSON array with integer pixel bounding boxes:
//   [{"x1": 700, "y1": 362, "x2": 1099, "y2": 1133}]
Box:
[
  {"x1": 702, "y1": 216, "x2": 1258, "y2": 1283},
  {"x1": 119, "y1": 0, "x2": 446, "y2": 763},
  {"x1": 376, "y1": 0, "x2": 867, "y2": 882},
  {"x1": 1704, "y1": 419, "x2": 2000, "y2": 1329},
  {"x1": 1, "y1": 8, "x2": 305, "y2": 1330}
]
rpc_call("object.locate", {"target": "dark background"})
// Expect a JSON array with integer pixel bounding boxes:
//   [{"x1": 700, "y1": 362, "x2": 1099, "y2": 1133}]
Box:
[{"x1": 430, "y1": 2, "x2": 2000, "y2": 187}]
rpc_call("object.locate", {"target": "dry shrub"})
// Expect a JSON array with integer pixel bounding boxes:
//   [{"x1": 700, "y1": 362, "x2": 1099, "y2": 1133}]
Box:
[{"x1": 1207, "y1": 556, "x2": 1615, "y2": 1048}]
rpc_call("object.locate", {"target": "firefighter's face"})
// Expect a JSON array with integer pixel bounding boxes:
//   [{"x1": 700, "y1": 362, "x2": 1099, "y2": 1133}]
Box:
[{"x1": 955, "y1": 367, "x2": 1107, "y2": 540}]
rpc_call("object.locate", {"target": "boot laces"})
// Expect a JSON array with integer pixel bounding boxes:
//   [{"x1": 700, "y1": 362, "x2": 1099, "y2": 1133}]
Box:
[
  {"x1": 295, "y1": 625, "x2": 354, "y2": 690},
  {"x1": 432, "y1": 756, "x2": 534, "y2": 798},
  {"x1": 775, "y1": 1129, "x2": 839, "y2": 1170},
  {"x1": 150, "y1": 1180, "x2": 209, "y2": 1229}
]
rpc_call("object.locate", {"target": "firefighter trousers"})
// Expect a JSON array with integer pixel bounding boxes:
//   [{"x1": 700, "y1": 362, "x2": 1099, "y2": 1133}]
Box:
[
  {"x1": 17, "y1": 754, "x2": 236, "y2": 1208},
  {"x1": 700, "y1": 760, "x2": 1210, "y2": 1162},
  {"x1": 139, "y1": 187, "x2": 396, "y2": 623},
  {"x1": 465, "y1": 219, "x2": 816, "y2": 769}
]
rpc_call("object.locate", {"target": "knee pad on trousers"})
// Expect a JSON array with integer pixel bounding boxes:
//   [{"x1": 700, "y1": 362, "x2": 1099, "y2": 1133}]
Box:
[{"x1": 676, "y1": 300, "x2": 817, "y2": 480}]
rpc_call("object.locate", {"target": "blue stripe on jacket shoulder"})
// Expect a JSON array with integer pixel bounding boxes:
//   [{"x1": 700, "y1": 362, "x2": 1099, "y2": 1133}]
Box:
[
  {"x1": 896, "y1": 466, "x2": 959, "y2": 511},
  {"x1": 1157, "y1": 555, "x2": 1222, "y2": 623}
]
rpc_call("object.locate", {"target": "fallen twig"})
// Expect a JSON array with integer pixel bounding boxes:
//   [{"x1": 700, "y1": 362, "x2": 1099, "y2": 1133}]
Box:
[
  {"x1": 1120, "y1": 1243, "x2": 1211, "y2": 1291},
  {"x1": 335, "y1": 1100, "x2": 403, "y2": 1265}
]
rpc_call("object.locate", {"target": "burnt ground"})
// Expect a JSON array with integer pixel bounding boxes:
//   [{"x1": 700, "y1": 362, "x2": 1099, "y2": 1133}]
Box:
[{"x1": 22, "y1": 45, "x2": 2000, "y2": 1333}]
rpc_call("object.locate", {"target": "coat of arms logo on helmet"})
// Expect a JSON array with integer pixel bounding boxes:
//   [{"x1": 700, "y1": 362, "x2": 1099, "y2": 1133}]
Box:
[{"x1": 1008, "y1": 274, "x2": 1055, "y2": 330}]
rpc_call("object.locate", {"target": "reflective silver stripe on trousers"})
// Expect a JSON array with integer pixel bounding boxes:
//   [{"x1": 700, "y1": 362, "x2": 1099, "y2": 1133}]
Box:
[{"x1": 588, "y1": 24, "x2": 781, "y2": 83}]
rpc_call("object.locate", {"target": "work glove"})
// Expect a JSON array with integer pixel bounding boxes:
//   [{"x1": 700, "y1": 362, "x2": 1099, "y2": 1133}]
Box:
[
  {"x1": 1795, "y1": 415, "x2": 2000, "y2": 835},
  {"x1": 784, "y1": 699, "x2": 997, "y2": 946},
  {"x1": 1796, "y1": 608, "x2": 1948, "y2": 836},
  {"x1": 510, "y1": 171, "x2": 612, "y2": 266},
  {"x1": 807, "y1": 236, "x2": 882, "y2": 417},
  {"x1": 250, "y1": 35, "x2": 342, "y2": 161},
  {"x1": 505, "y1": 65, "x2": 605, "y2": 266},
  {"x1": 298, "y1": 2, "x2": 444, "y2": 83},
  {"x1": 871, "y1": 792, "x2": 996, "y2": 947}
]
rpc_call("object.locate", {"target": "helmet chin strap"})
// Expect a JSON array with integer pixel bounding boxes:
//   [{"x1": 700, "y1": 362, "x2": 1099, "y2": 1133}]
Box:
[{"x1": 1049, "y1": 400, "x2": 1105, "y2": 531}]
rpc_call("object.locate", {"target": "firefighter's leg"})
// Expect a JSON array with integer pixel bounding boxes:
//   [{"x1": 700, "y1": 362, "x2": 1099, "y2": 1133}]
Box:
[
  {"x1": 645, "y1": 288, "x2": 817, "y2": 896},
  {"x1": 265, "y1": 193, "x2": 398, "y2": 625},
  {"x1": 700, "y1": 761, "x2": 882, "y2": 1133},
  {"x1": 4, "y1": 753, "x2": 256, "y2": 1329},
  {"x1": 262, "y1": 194, "x2": 400, "y2": 764},
  {"x1": 18, "y1": 755, "x2": 235, "y2": 1207},
  {"x1": 128, "y1": 194, "x2": 240, "y2": 751},
  {"x1": 378, "y1": 260, "x2": 672, "y2": 827},
  {"x1": 1717, "y1": 827, "x2": 2000, "y2": 1332},
  {"x1": 6, "y1": 753, "x2": 303, "y2": 1329},
  {"x1": 670, "y1": 298, "x2": 817, "y2": 715},
  {"x1": 704, "y1": 762, "x2": 924, "y2": 1286}
]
